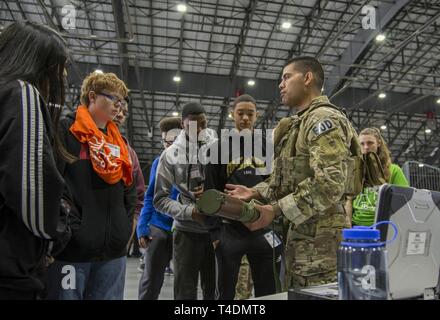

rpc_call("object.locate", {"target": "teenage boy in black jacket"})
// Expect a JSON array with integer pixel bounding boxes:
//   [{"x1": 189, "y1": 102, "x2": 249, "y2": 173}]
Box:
[
  {"x1": 204, "y1": 94, "x2": 283, "y2": 300},
  {"x1": 46, "y1": 72, "x2": 137, "y2": 300}
]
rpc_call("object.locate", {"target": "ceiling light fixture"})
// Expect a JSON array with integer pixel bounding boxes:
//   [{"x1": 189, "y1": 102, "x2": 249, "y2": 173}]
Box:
[
  {"x1": 281, "y1": 22, "x2": 292, "y2": 30},
  {"x1": 177, "y1": 3, "x2": 187, "y2": 13},
  {"x1": 376, "y1": 34, "x2": 386, "y2": 42}
]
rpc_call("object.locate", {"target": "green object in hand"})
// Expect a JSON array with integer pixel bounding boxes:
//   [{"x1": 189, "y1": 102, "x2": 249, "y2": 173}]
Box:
[
  {"x1": 196, "y1": 189, "x2": 261, "y2": 223},
  {"x1": 241, "y1": 199, "x2": 262, "y2": 223}
]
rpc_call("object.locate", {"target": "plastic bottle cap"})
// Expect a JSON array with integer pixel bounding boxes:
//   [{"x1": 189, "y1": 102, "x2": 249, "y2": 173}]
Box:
[{"x1": 342, "y1": 227, "x2": 380, "y2": 240}]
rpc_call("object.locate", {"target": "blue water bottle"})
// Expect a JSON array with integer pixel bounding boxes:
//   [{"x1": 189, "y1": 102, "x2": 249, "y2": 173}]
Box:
[{"x1": 337, "y1": 221, "x2": 397, "y2": 300}]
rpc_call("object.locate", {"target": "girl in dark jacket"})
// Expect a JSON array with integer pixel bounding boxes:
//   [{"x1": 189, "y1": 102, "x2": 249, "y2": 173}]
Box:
[{"x1": 0, "y1": 21, "x2": 72, "y2": 300}]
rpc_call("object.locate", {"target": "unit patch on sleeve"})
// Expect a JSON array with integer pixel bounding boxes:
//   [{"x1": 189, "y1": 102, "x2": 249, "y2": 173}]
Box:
[{"x1": 312, "y1": 119, "x2": 335, "y2": 137}]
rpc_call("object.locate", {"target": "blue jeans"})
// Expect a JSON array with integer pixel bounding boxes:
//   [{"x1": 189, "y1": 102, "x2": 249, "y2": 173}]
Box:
[{"x1": 46, "y1": 256, "x2": 126, "y2": 300}]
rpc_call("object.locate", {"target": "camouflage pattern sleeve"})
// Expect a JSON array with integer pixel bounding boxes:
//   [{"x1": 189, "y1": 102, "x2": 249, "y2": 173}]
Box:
[
  {"x1": 277, "y1": 112, "x2": 350, "y2": 226},
  {"x1": 253, "y1": 179, "x2": 273, "y2": 201}
]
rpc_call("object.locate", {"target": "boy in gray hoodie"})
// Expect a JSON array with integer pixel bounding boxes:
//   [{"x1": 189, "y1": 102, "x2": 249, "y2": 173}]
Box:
[{"x1": 153, "y1": 102, "x2": 216, "y2": 300}]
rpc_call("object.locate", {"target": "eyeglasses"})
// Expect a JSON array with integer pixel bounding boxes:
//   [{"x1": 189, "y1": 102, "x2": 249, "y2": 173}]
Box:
[
  {"x1": 116, "y1": 108, "x2": 130, "y2": 118},
  {"x1": 98, "y1": 92, "x2": 128, "y2": 108},
  {"x1": 161, "y1": 138, "x2": 176, "y2": 146}
]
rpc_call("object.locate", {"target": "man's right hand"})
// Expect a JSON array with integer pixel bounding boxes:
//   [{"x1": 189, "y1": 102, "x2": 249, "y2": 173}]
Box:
[
  {"x1": 224, "y1": 184, "x2": 259, "y2": 202},
  {"x1": 138, "y1": 236, "x2": 153, "y2": 248}
]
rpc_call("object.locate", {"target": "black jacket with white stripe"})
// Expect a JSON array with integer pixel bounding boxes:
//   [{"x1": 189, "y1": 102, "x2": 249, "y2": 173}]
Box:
[{"x1": 0, "y1": 80, "x2": 66, "y2": 293}]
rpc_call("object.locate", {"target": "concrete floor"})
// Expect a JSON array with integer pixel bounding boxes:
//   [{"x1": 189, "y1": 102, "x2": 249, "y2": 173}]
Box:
[
  {"x1": 123, "y1": 257, "x2": 203, "y2": 300},
  {"x1": 123, "y1": 257, "x2": 173, "y2": 300}
]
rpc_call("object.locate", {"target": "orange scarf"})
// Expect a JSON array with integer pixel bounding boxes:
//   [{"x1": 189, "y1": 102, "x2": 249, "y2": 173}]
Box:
[{"x1": 70, "y1": 105, "x2": 133, "y2": 186}]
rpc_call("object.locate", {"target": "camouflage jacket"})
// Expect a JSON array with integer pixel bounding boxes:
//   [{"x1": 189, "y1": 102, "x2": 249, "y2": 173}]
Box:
[{"x1": 254, "y1": 95, "x2": 358, "y2": 228}]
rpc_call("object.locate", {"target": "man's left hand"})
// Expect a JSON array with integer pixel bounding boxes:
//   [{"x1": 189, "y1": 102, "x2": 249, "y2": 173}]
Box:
[{"x1": 245, "y1": 204, "x2": 275, "y2": 231}]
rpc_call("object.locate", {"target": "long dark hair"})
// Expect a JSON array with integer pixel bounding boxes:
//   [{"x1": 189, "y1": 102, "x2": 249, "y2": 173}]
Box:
[{"x1": 0, "y1": 20, "x2": 75, "y2": 162}]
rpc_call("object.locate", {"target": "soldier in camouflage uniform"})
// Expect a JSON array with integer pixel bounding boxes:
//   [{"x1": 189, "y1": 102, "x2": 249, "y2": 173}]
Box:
[{"x1": 226, "y1": 56, "x2": 360, "y2": 290}]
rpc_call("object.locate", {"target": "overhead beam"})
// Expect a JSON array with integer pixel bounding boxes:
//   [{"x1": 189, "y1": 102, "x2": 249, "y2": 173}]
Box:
[
  {"x1": 112, "y1": 0, "x2": 147, "y2": 141},
  {"x1": 325, "y1": 0, "x2": 411, "y2": 96},
  {"x1": 7, "y1": 0, "x2": 26, "y2": 20},
  {"x1": 388, "y1": 114, "x2": 413, "y2": 147},
  {"x1": 175, "y1": 13, "x2": 185, "y2": 110},
  {"x1": 426, "y1": 131, "x2": 440, "y2": 165},
  {"x1": 256, "y1": 99, "x2": 279, "y2": 129},
  {"x1": 200, "y1": 0, "x2": 220, "y2": 107},
  {"x1": 82, "y1": 0, "x2": 102, "y2": 67},
  {"x1": 133, "y1": 57, "x2": 152, "y2": 132},
  {"x1": 356, "y1": 10, "x2": 440, "y2": 109},
  {"x1": 67, "y1": 61, "x2": 439, "y2": 114},
  {"x1": 316, "y1": 0, "x2": 369, "y2": 59},
  {"x1": 146, "y1": 0, "x2": 155, "y2": 142},
  {"x1": 36, "y1": 0, "x2": 84, "y2": 83},
  {"x1": 203, "y1": 0, "x2": 220, "y2": 74},
  {"x1": 68, "y1": 44, "x2": 440, "y2": 84},
  {"x1": 253, "y1": 0, "x2": 287, "y2": 79},
  {"x1": 218, "y1": 0, "x2": 258, "y2": 132},
  {"x1": 406, "y1": 55, "x2": 440, "y2": 95},
  {"x1": 217, "y1": 97, "x2": 231, "y2": 136},
  {"x1": 228, "y1": 0, "x2": 258, "y2": 79},
  {"x1": 287, "y1": 0, "x2": 327, "y2": 59},
  {"x1": 112, "y1": 0, "x2": 130, "y2": 81},
  {"x1": 394, "y1": 121, "x2": 426, "y2": 163}
]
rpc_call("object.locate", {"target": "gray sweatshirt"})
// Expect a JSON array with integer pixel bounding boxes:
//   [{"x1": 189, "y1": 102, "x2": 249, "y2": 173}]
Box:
[{"x1": 153, "y1": 129, "x2": 217, "y2": 233}]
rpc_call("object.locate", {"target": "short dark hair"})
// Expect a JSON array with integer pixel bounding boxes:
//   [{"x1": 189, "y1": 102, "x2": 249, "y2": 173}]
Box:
[
  {"x1": 181, "y1": 102, "x2": 206, "y2": 119},
  {"x1": 231, "y1": 94, "x2": 257, "y2": 109},
  {"x1": 159, "y1": 117, "x2": 182, "y2": 133},
  {"x1": 284, "y1": 56, "x2": 324, "y2": 90}
]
